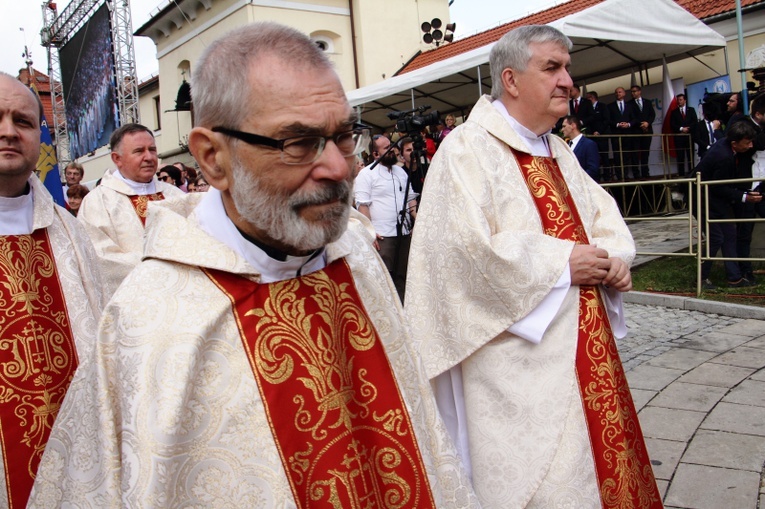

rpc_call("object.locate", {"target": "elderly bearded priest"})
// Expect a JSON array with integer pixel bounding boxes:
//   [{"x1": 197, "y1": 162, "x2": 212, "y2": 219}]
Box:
[
  {"x1": 77, "y1": 123, "x2": 183, "y2": 298},
  {"x1": 29, "y1": 23, "x2": 478, "y2": 509},
  {"x1": 406, "y1": 25, "x2": 663, "y2": 508},
  {"x1": 0, "y1": 72, "x2": 103, "y2": 508}
]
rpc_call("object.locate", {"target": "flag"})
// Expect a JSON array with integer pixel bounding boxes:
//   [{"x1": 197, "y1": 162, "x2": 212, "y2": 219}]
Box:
[
  {"x1": 29, "y1": 84, "x2": 66, "y2": 207},
  {"x1": 660, "y1": 57, "x2": 679, "y2": 158}
]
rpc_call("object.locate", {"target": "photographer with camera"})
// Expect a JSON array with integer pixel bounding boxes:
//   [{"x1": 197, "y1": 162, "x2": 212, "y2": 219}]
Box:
[{"x1": 354, "y1": 134, "x2": 418, "y2": 301}]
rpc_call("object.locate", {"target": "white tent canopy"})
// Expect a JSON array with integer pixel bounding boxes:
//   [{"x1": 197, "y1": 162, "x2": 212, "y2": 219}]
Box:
[{"x1": 348, "y1": 0, "x2": 726, "y2": 129}]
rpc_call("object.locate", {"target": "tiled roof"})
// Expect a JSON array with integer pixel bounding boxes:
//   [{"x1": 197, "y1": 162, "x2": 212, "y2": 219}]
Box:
[
  {"x1": 17, "y1": 67, "x2": 55, "y2": 127},
  {"x1": 397, "y1": 0, "x2": 764, "y2": 75},
  {"x1": 677, "y1": 0, "x2": 762, "y2": 20}
]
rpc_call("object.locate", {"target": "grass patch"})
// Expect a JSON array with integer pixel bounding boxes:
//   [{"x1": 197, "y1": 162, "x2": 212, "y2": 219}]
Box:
[{"x1": 632, "y1": 255, "x2": 765, "y2": 307}]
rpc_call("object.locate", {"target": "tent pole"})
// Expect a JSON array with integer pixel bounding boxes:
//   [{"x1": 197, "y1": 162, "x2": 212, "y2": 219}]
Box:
[
  {"x1": 736, "y1": 0, "x2": 749, "y2": 114},
  {"x1": 411, "y1": 88, "x2": 415, "y2": 109},
  {"x1": 477, "y1": 65, "x2": 483, "y2": 97}
]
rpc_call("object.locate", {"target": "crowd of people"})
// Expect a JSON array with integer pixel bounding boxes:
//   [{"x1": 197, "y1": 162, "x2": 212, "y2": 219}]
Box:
[
  {"x1": 691, "y1": 93, "x2": 765, "y2": 289},
  {"x1": 0, "y1": 22, "x2": 668, "y2": 509}
]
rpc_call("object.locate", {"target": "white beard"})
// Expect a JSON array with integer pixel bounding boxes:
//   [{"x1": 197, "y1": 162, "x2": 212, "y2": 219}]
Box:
[{"x1": 229, "y1": 154, "x2": 352, "y2": 252}]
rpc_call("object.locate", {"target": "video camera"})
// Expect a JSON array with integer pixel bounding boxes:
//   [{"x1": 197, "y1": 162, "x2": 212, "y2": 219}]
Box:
[{"x1": 387, "y1": 105, "x2": 440, "y2": 135}]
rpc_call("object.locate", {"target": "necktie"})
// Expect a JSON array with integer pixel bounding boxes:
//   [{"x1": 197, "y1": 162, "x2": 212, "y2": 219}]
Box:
[
  {"x1": 574, "y1": 99, "x2": 579, "y2": 113},
  {"x1": 681, "y1": 108, "x2": 685, "y2": 119},
  {"x1": 619, "y1": 102, "x2": 623, "y2": 114},
  {"x1": 708, "y1": 121, "x2": 714, "y2": 143},
  {"x1": 568, "y1": 140, "x2": 573, "y2": 147},
  {"x1": 638, "y1": 99, "x2": 643, "y2": 111}
]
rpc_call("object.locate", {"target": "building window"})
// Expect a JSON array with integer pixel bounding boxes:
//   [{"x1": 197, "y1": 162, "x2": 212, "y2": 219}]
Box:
[{"x1": 153, "y1": 95, "x2": 161, "y2": 131}]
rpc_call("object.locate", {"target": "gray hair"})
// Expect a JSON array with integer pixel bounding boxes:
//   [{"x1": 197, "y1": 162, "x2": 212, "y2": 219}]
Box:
[
  {"x1": 192, "y1": 22, "x2": 334, "y2": 128},
  {"x1": 489, "y1": 25, "x2": 572, "y2": 100}
]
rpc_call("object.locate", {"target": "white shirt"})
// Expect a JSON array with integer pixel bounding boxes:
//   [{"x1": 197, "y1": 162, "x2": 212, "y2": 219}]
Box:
[
  {"x1": 492, "y1": 100, "x2": 551, "y2": 156},
  {"x1": 114, "y1": 170, "x2": 159, "y2": 195},
  {"x1": 353, "y1": 163, "x2": 417, "y2": 237},
  {"x1": 195, "y1": 188, "x2": 327, "y2": 283},
  {"x1": 568, "y1": 133, "x2": 584, "y2": 152},
  {"x1": 0, "y1": 186, "x2": 34, "y2": 235}
]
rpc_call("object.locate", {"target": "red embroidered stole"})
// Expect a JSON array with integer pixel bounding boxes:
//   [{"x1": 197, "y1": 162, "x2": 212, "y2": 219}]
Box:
[
  {"x1": 0, "y1": 229, "x2": 79, "y2": 508},
  {"x1": 205, "y1": 259, "x2": 436, "y2": 509},
  {"x1": 512, "y1": 150, "x2": 662, "y2": 508},
  {"x1": 129, "y1": 192, "x2": 165, "y2": 226}
]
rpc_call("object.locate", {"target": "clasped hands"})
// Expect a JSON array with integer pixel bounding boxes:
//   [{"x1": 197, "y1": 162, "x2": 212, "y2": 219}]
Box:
[{"x1": 569, "y1": 244, "x2": 632, "y2": 291}]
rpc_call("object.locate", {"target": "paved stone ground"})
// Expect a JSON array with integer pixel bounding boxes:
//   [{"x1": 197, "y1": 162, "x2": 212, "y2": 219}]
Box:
[
  {"x1": 615, "y1": 218, "x2": 765, "y2": 508},
  {"x1": 620, "y1": 300, "x2": 765, "y2": 508},
  {"x1": 621, "y1": 304, "x2": 743, "y2": 371}
]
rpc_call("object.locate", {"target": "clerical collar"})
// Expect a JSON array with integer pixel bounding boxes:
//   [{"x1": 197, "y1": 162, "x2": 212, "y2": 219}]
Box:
[
  {"x1": 0, "y1": 182, "x2": 34, "y2": 235},
  {"x1": 195, "y1": 188, "x2": 328, "y2": 283},
  {"x1": 114, "y1": 169, "x2": 157, "y2": 195},
  {"x1": 234, "y1": 225, "x2": 321, "y2": 264},
  {"x1": 492, "y1": 99, "x2": 551, "y2": 157}
]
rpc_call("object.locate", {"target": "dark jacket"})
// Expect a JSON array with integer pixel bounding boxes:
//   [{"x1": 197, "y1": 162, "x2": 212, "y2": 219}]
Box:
[
  {"x1": 693, "y1": 119, "x2": 724, "y2": 159},
  {"x1": 607, "y1": 99, "x2": 638, "y2": 133},
  {"x1": 669, "y1": 105, "x2": 698, "y2": 147},
  {"x1": 629, "y1": 97, "x2": 656, "y2": 133},
  {"x1": 590, "y1": 101, "x2": 611, "y2": 136},
  {"x1": 572, "y1": 136, "x2": 600, "y2": 181},
  {"x1": 569, "y1": 97, "x2": 595, "y2": 132},
  {"x1": 696, "y1": 138, "x2": 750, "y2": 218}
]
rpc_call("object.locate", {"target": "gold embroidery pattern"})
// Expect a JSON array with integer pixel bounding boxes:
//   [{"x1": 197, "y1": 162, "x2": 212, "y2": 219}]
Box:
[
  {"x1": 208, "y1": 261, "x2": 435, "y2": 509},
  {"x1": 0, "y1": 236, "x2": 55, "y2": 318},
  {"x1": 245, "y1": 274, "x2": 377, "y2": 440},
  {"x1": 310, "y1": 439, "x2": 412, "y2": 509},
  {"x1": 579, "y1": 287, "x2": 660, "y2": 508},
  {"x1": 514, "y1": 151, "x2": 661, "y2": 508},
  {"x1": 523, "y1": 157, "x2": 587, "y2": 241},
  {"x1": 0, "y1": 231, "x2": 78, "y2": 508},
  {"x1": 129, "y1": 193, "x2": 165, "y2": 226}
]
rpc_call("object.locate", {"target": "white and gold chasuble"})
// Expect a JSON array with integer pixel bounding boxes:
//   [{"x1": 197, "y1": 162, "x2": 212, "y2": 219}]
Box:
[
  {"x1": 406, "y1": 96, "x2": 639, "y2": 508},
  {"x1": 0, "y1": 175, "x2": 103, "y2": 509},
  {"x1": 77, "y1": 168, "x2": 183, "y2": 299},
  {"x1": 29, "y1": 195, "x2": 479, "y2": 508}
]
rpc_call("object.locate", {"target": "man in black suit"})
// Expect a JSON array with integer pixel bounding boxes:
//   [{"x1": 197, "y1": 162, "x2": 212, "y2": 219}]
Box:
[
  {"x1": 728, "y1": 94, "x2": 765, "y2": 282},
  {"x1": 554, "y1": 84, "x2": 594, "y2": 134},
  {"x1": 586, "y1": 91, "x2": 612, "y2": 180},
  {"x1": 693, "y1": 104, "x2": 723, "y2": 160},
  {"x1": 629, "y1": 85, "x2": 656, "y2": 179},
  {"x1": 669, "y1": 94, "x2": 698, "y2": 176},
  {"x1": 608, "y1": 86, "x2": 637, "y2": 181},
  {"x1": 569, "y1": 84, "x2": 594, "y2": 131},
  {"x1": 696, "y1": 121, "x2": 761, "y2": 288},
  {"x1": 561, "y1": 115, "x2": 600, "y2": 181}
]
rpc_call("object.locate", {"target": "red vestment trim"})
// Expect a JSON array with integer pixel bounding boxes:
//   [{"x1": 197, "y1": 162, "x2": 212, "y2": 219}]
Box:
[
  {"x1": 512, "y1": 150, "x2": 662, "y2": 508},
  {"x1": 128, "y1": 192, "x2": 165, "y2": 226},
  {"x1": 205, "y1": 259, "x2": 436, "y2": 509},
  {"x1": 0, "y1": 229, "x2": 79, "y2": 508}
]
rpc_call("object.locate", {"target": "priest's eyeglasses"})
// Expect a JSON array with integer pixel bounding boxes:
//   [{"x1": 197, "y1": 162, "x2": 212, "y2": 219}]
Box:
[{"x1": 212, "y1": 124, "x2": 372, "y2": 165}]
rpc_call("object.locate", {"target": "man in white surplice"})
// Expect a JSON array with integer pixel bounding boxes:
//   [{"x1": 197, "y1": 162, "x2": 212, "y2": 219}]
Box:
[
  {"x1": 0, "y1": 72, "x2": 103, "y2": 509},
  {"x1": 406, "y1": 26, "x2": 638, "y2": 508},
  {"x1": 77, "y1": 123, "x2": 183, "y2": 299},
  {"x1": 29, "y1": 23, "x2": 478, "y2": 509}
]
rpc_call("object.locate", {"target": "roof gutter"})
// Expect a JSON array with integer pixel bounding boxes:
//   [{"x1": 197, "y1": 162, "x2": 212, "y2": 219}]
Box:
[{"x1": 700, "y1": 3, "x2": 765, "y2": 25}]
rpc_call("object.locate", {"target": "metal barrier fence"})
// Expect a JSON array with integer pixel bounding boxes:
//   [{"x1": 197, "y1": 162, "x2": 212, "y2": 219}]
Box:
[{"x1": 599, "y1": 157, "x2": 765, "y2": 296}]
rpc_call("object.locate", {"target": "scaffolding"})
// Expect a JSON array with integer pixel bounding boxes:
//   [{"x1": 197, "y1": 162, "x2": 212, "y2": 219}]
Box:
[{"x1": 40, "y1": 0, "x2": 140, "y2": 165}]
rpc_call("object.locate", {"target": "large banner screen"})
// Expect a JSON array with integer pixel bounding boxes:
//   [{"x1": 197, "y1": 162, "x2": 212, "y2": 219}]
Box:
[{"x1": 59, "y1": 3, "x2": 118, "y2": 159}]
